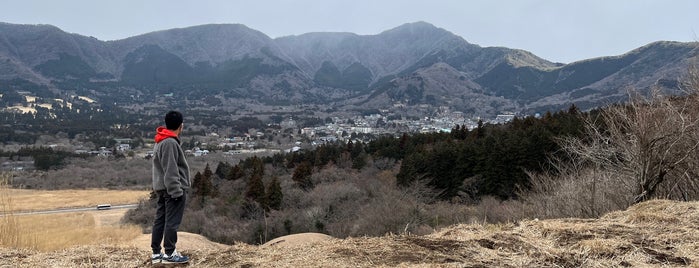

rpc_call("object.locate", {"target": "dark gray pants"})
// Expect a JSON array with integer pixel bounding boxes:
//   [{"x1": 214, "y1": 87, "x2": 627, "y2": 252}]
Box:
[{"x1": 151, "y1": 190, "x2": 186, "y2": 255}]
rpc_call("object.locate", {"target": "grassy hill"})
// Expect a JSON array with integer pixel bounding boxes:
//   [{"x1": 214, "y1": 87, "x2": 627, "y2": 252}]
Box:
[{"x1": 1, "y1": 199, "x2": 696, "y2": 267}]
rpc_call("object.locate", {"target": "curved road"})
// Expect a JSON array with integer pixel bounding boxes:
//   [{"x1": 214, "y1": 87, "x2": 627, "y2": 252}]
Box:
[{"x1": 0, "y1": 204, "x2": 138, "y2": 217}]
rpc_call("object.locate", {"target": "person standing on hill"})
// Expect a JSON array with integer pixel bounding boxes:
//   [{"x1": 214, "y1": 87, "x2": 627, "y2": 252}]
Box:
[{"x1": 150, "y1": 111, "x2": 191, "y2": 264}]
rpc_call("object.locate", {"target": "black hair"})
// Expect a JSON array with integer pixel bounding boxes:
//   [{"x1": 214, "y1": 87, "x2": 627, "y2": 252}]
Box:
[{"x1": 165, "y1": 111, "x2": 183, "y2": 130}]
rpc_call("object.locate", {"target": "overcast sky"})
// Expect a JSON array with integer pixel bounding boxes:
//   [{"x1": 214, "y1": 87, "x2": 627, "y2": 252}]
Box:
[{"x1": 1, "y1": 0, "x2": 697, "y2": 63}]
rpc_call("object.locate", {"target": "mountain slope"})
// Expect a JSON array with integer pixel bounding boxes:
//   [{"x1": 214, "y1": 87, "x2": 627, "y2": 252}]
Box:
[
  {"x1": 275, "y1": 22, "x2": 493, "y2": 81},
  {"x1": 0, "y1": 23, "x2": 112, "y2": 82},
  {"x1": 109, "y1": 24, "x2": 287, "y2": 67},
  {"x1": 0, "y1": 21, "x2": 696, "y2": 116}
]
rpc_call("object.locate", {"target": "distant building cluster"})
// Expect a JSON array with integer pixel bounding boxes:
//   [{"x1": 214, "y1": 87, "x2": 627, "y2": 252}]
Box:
[{"x1": 41, "y1": 109, "x2": 523, "y2": 161}]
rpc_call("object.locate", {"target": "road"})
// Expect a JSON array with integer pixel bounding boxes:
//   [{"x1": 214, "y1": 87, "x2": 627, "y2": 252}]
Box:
[{"x1": 0, "y1": 204, "x2": 138, "y2": 217}]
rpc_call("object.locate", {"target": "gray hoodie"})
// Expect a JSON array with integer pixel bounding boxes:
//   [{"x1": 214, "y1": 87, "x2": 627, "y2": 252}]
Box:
[{"x1": 152, "y1": 138, "x2": 191, "y2": 198}]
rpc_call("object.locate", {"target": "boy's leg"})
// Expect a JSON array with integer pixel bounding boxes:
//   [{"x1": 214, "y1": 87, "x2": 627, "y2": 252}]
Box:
[
  {"x1": 163, "y1": 192, "x2": 186, "y2": 255},
  {"x1": 150, "y1": 190, "x2": 167, "y2": 254}
]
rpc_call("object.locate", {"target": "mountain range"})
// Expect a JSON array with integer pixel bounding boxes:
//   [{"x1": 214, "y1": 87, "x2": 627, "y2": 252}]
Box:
[{"x1": 1, "y1": 21, "x2": 697, "y2": 116}]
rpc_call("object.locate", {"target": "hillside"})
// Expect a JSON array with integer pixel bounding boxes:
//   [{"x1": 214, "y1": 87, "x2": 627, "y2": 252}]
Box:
[
  {"x1": 1, "y1": 21, "x2": 697, "y2": 117},
  {"x1": 1, "y1": 199, "x2": 696, "y2": 267}
]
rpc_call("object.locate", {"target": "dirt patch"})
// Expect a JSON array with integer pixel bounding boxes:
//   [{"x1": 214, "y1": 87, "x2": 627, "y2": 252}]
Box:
[
  {"x1": 130, "y1": 232, "x2": 229, "y2": 252},
  {"x1": 262, "y1": 232, "x2": 334, "y2": 248},
  {"x1": 641, "y1": 247, "x2": 692, "y2": 265}
]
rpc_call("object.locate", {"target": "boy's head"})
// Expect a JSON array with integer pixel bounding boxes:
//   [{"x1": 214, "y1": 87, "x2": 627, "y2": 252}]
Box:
[{"x1": 165, "y1": 111, "x2": 183, "y2": 131}]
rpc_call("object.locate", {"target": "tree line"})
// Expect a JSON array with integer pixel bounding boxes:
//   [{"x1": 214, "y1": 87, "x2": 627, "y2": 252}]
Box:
[
  {"x1": 125, "y1": 105, "x2": 592, "y2": 245},
  {"x1": 371, "y1": 106, "x2": 585, "y2": 200}
]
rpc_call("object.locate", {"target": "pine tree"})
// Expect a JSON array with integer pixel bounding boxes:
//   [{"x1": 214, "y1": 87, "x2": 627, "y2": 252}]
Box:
[
  {"x1": 193, "y1": 164, "x2": 216, "y2": 198},
  {"x1": 350, "y1": 141, "x2": 364, "y2": 159},
  {"x1": 251, "y1": 156, "x2": 264, "y2": 177},
  {"x1": 292, "y1": 161, "x2": 313, "y2": 190},
  {"x1": 192, "y1": 171, "x2": 203, "y2": 195},
  {"x1": 246, "y1": 172, "x2": 265, "y2": 204},
  {"x1": 473, "y1": 119, "x2": 485, "y2": 139},
  {"x1": 265, "y1": 176, "x2": 283, "y2": 211},
  {"x1": 203, "y1": 163, "x2": 214, "y2": 182},
  {"x1": 451, "y1": 124, "x2": 461, "y2": 139},
  {"x1": 227, "y1": 164, "x2": 244, "y2": 180},
  {"x1": 350, "y1": 141, "x2": 366, "y2": 169},
  {"x1": 214, "y1": 161, "x2": 231, "y2": 179}
]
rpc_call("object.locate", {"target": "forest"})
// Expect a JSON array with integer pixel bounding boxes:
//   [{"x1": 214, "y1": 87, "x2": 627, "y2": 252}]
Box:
[
  {"x1": 4, "y1": 71, "x2": 698, "y2": 246},
  {"x1": 124, "y1": 71, "x2": 699, "y2": 244},
  {"x1": 123, "y1": 105, "x2": 600, "y2": 244}
]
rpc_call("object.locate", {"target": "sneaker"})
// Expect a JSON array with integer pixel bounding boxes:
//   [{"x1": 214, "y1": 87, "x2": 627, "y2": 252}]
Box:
[
  {"x1": 162, "y1": 250, "x2": 189, "y2": 264},
  {"x1": 151, "y1": 253, "x2": 163, "y2": 264}
]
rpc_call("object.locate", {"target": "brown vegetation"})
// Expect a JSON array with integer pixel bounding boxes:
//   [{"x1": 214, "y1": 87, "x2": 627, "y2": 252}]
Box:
[
  {"x1": 1, "y1": 212, "x2": 141, "y2": 251},
  {"x1": 1, "y1": 178, "x2": 144, "y2": 252},
  {"x1": 1, "y1": 199, "x2": 698, "y2": 267},
  {"x1": 4, "y1": 188, "x2": 148, "y2": 212},
  {"x1": 8, "y1": 151, "x2": 230, "y2": 190},
  {"x1": 519, "y1": 68, "x2": 699, "y2": 220},
  {"x1": 3, "y1": 66, "x2": 699, "y2": 267},
  {"x1": 562, "y1": 86, "x2": 699, "y2": 204}
]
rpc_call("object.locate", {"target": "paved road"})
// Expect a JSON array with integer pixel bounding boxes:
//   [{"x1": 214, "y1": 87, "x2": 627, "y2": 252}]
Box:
[{"x1": 0, "y1": 204, "x2": 138, "y2": 217}]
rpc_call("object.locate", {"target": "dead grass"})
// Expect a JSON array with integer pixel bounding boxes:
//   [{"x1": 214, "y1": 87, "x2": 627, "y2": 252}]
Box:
[
  {"x1": 2, "y1": 199, "x2": 699, "y2": 267},
  {"x1": 1, "y1": 178, "x2": 142, "y2": 252},
  {"x1": 4, "y1": 188, "x2": 149, "y2": 212},
  {"x1": 0, "y1": 174, "x2": 25, "y2": 249},
  {"x1": 5, "y1": 212, "x2": 141, "y2": 251}
]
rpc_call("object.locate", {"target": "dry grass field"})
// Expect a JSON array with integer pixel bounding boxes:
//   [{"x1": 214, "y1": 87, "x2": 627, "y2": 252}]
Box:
[
  {"x1": 1, "y1": 199, "x2": 699, "y2": 267},
  {"x1": 1, "y1": 181, "x2": 146, "y2": 252},
  {"x1": 4, "y1": 188, "x2": 149, "y2": 212},
  {"x1": 1, "y1": 212, "x2": 141, "y2": 251}
]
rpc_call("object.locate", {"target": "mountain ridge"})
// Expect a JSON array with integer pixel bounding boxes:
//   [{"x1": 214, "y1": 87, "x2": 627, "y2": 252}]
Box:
[{"x1": 0, "y1": 21, "x2": 697, "y2": 116}]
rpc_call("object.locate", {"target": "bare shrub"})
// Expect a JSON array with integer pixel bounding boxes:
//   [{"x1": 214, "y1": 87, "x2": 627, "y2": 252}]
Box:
[
  {"x1": 122, "y1": 197, "x2": 156, "y2": 231},
  {"x1": 518, "y1": 166, "x2": 633, "y2": 220},
  {"x1": 369, "y1": 156, "x2": 397, "y2": 171},
  {"x1": 13, "y1": 157, "x2": 151, "y2": 189},
  {"x1": 419, "y1": 201, "x2": 479, "y2": 229},
  {"x1": 513, "y1": 67, "x2": 699, "y2": 220},
  {"x1": 471, "y1": 196, "x2": 523, "y2": 223},
  {"x1": 560, "y1": 85, "x2": 699, "y2": 204},
  {"x1": 309, "y1": 164, "x2": 350, "y2": 184},
  {"x1": 346, "y1": 173, "x2": 464, "y2": 236}
]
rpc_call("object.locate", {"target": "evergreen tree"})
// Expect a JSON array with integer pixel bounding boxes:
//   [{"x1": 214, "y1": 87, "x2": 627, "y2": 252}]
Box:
[
  {"x1": 350, "y1": 142, "x2": 367, "y2": 169},
  {"x1": 350, "y1": 141, "x2": 364, "y2": 159},
  {"x1": 246, "y1": 172, "x2": 266, "y2": 204},
  {"x1": 292, "y1": 161, "x2": 313, "y2": 190},
  {"x1": 251, "y1": 156, "x2": 264, "y2": 177},
  {"x1": 192, "y1": 171, "x2": 203, "y2": 195},
  {"x1": 193, "y1": 165, "x2": 216, "y2": 198},
  {"x1": 451, "y1": 124, "x2": 461, "y2": 139},
  {"x1": 203, "y1": 163, "x2": 214, "y2": 182},
  {"x1": 215, "y1": 161, "x2": 231, "y2": 179},
  {"x1": 265, "y1": 176, "x2": 283, "y2": 210},
  {"x1": 351, "y1": 151, "x2": 367, "y2": 170},
  {"x1": 227, "y1": 164, "x2": 244, "y2": 180},
  {"x1": 473, "y1": 119, "x2": 485, "y2": 139},
  {"x1": 460, "y1": 124, "x2": 468, "y2": 139}
]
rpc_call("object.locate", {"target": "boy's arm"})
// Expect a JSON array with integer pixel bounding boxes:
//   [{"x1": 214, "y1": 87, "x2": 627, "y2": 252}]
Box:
[{"x1": 159, "y1": 141, "x2": 184, "y2": 198}]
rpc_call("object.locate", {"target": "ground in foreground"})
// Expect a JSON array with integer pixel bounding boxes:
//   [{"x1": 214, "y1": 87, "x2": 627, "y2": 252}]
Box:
[{"x1": 1, "y1": 199, "x2": 699, "y2": 267}]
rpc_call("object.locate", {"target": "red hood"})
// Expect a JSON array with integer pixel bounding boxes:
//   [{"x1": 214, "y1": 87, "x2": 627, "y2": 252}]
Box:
[{"x1": 155, "y1": 126, "x2": 179, "y2": 143}]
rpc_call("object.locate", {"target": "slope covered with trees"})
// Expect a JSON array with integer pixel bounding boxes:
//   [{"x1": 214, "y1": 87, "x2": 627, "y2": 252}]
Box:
[{"x1": 125, "y1": 104, "x2": 590, "y2": 244}]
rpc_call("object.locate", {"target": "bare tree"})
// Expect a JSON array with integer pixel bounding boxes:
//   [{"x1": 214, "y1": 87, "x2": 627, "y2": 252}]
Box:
[{"x1": 561, "y1": 79, "x2": 699, "y2": 204}]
